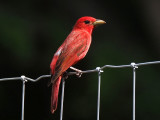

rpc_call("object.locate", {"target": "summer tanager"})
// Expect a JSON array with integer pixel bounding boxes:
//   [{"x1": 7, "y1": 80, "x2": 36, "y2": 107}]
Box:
[{"x1": 50, "y1": 16, "x2": 105, "y2": 113}]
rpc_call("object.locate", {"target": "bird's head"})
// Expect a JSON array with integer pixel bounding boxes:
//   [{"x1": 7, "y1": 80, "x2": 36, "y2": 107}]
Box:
[{"x1": 73, "y1": 16, "x2": 106, "y2": 34}]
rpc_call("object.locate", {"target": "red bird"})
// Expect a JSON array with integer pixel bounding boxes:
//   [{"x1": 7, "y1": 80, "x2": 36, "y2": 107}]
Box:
[{"x1": 50, "y1": 16, "x2": 105, "y2": 113}]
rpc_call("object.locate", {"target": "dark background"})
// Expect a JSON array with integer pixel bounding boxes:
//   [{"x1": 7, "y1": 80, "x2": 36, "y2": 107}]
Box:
[{"x1": 0, "y1": 0, "x2": 160, "y2": 120}]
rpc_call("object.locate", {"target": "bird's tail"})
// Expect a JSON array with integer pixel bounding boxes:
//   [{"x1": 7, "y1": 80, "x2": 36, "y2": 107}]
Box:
[{"x1": 51, "y1": 76, "x2": 62, "y2": 114}]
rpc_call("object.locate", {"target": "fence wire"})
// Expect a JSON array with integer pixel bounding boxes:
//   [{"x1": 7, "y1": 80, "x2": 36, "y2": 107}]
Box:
[{"x1": 0, "y1": 61, "x2": 160, "y2": 120}]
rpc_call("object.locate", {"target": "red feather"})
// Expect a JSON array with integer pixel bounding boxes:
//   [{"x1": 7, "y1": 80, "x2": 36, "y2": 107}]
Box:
[{"x1": 50, "y1": 16, "x2": 105, "y2": 113}]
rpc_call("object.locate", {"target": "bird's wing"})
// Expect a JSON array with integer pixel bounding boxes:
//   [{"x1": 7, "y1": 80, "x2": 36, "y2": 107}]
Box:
[
  {"x1": 51, "y1": 31, "x2": 91, "y2": 83},
  {"x1": 50, "y1": 46, "x2": 63, "y2": 74}
]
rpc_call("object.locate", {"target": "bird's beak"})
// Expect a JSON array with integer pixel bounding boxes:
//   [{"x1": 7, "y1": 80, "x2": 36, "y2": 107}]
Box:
[{"x1": 93, "y1": 19, "x2": 106, "y2": 26}]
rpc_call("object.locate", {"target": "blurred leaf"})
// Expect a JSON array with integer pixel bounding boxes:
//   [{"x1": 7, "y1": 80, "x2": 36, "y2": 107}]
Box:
[{"x1": 0, "y1": 12, "x2": 33, "y2": 59}]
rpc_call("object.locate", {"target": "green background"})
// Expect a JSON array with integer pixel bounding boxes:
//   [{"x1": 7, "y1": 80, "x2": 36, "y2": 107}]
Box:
[{"x1": 0, "y1": 0, "x2": 160, "y2": 120}]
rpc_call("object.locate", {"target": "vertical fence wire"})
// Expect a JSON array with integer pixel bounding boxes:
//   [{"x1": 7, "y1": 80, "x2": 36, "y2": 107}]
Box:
[
  {"x1": 132, "y1": 64, "x2": 137, "y2": 120},
  {"x1": 21, "y1": 76, "x2": 26, "y2": 120},
  {"x1": 96, "y1": 67, "x2": 102, "y2": 120},
  {"x1": 60, "y1": 78, "x2": 65, "y2": 120}
]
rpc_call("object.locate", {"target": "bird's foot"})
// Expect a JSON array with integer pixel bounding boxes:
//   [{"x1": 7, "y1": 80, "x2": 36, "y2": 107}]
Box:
[{"x1": 70, "y1": 66, "x2": 82, "y2": 77}]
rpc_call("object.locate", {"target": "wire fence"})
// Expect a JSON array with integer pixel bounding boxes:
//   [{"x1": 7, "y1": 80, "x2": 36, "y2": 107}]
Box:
[{"x1": 0, "y1": 61, "x2": 160, "y2": 120}]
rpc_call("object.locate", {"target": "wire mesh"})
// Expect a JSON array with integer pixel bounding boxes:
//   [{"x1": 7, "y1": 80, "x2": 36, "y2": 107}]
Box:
[
  {"x1": 60, "y1": 78, "x2": 65, "y2": 120},
  {"x1": 0, "y1": 61, "x2": 160, "y2": 120}
]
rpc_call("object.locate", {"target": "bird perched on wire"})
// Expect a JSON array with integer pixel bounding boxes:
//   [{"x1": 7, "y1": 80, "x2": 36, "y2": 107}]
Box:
[{"x1": 49, "y1": 16, "x2": 105, "y2": 113}]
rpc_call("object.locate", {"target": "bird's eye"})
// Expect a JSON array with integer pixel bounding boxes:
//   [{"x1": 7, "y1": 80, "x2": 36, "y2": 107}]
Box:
[{"x1": 84, "y1": 20, "x2": 90, "y2": 24}]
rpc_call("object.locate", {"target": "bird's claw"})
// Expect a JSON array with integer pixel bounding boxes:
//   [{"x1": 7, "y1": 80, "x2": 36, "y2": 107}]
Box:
[
  {"x1": 70, "y1": 66, "x2": 83, "y2": 77},
  {"x1": 64, "y1": 75, "x2": 68, "y2": 80},
  {"x1": 63, "y1": 71, "x2": 68, "y2": 80}
]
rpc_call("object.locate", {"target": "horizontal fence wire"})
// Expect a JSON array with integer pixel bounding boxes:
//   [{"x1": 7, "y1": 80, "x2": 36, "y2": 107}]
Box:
[{"x1": 0, "y1": 61, "x2": 160, "y2": 120}]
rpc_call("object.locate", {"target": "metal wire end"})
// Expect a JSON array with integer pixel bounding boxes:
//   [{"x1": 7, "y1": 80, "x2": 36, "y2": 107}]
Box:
[
  {"x1": 131, "y1": 62, "x2": 138, "y2": 69},
  {"x1": 96, "y1": 67, "x2": 104, "y2": 73},
  {"x1": 21, "y1": 75, "x2": 27, "y2": 82}
]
